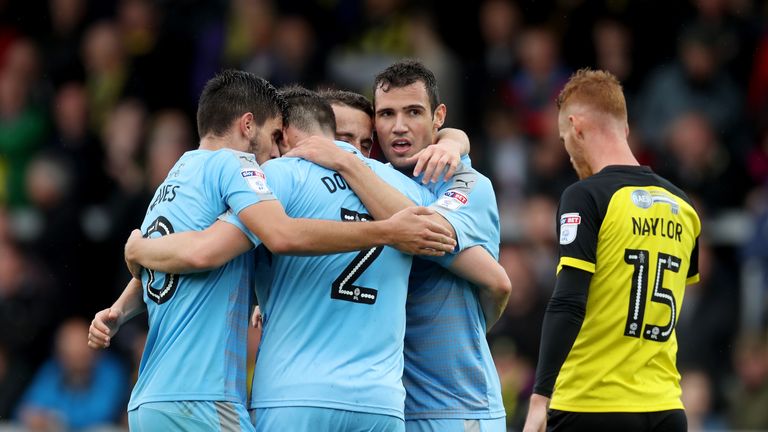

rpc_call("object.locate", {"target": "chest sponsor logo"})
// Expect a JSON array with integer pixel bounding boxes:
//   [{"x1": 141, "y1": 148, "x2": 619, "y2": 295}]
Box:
[
  {"x1": 436, "y1": 190, "x2": 469, "y2": 210},
  {"x1": 241, "y1": 169, "x2": 271, "y2": 194},
  {"x1": 559, "y1": 212, "x2": 581, "y2": 245}
]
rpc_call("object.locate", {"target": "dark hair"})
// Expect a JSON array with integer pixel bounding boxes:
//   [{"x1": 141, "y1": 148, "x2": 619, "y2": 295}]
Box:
[
  {"x1": 279, "y1": 85, "x2": 336, "y2": 136},
  {"x1": 196, "y1": 70, "x2": 285, "y2": 138},
  {"x1": 318, "y1": 89, "x2": 374, "y2": 120},
  {"x1": 373, "y1": 59, "x2": 440, "y2": 111}
]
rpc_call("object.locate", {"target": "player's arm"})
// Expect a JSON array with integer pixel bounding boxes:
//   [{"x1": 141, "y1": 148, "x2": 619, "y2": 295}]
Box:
[
  {"x1": 125, "y1": 221, "x2": 252, "y2": 274},
  {"x1": 126, "y1": 204, "x2": 454, "y2": 276},
  {"x1": 448, "y1": 246, "x2": 511, "y2": 330},
  {"x1": 238, "y1": 200, "x2": 453, "y2": 255},
  {"x1": 88, "y1": 278, "x2": 146, "y2": 349},
  {"x1": 523, "y1": 266, "x2": 592, "y2": 432},
  {"x1": 286, "y1": 138, "x2": 456, "y2": 239},
  {"x1": 407, "y1": 127, "x2": 470, "y2": 184}
]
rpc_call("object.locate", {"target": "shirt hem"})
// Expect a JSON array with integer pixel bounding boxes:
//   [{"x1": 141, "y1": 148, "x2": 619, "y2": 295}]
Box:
[
  {"x1": 128, "y1": 394, "x2": 243, "y2": 411},
  {"x1": 404, "y1": 409, "x2": 506, "y2": 420},
  {"x1": 251, "y1": 399, "x2": 404, "y2": 420},
  {"x1": 549, "y1": 401, "x2": 684, "y2": 413}
]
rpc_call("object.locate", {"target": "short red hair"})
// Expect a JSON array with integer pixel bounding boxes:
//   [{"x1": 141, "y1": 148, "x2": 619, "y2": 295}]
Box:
[{"x1": 556, "y1": 68, "x2": 627, "y2": 121}]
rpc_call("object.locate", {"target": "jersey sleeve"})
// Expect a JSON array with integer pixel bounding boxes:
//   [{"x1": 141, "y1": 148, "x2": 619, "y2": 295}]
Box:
[
  {"x1": 686, "y1": 237, "x2": 700, "y2": 284},
  {"x1": 218, "y1": 210, "x2": 261, "y2": 249},
  {"x1": 556, "y1": 183, "x2": 601, "y2": 274},
  {"x1": 216, "y1": 150, "x2": 276, "y2": 215},
  {"x1": 430, "y1": 165, "x2": 500, "y2": 259}
]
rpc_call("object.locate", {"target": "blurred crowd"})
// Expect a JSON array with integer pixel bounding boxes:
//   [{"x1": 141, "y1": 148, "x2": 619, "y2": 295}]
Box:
[{"x1": 1, "y1": 0, "x2": 767, "y2": 430}]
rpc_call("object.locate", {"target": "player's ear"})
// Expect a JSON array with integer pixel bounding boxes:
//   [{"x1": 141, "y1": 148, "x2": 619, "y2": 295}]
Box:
[
  {"x1": 568, "y1": 114, "x2": 584, "y2": 140},
  {"x1": 432, "y1": 104, "x2": 446, "y2": 131},
  {"x1": 239, "y1": 112, "x2": 255, "y2": 136}
]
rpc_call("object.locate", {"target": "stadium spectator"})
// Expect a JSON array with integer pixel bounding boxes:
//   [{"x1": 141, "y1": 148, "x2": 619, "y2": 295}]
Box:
[{"x1": 15, "y1": 318, "x2": 128, "y2": 431}]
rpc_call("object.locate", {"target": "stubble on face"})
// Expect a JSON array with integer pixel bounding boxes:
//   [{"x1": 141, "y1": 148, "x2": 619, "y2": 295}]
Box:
[{"x1": 374, "y1": 82, "x2": 435, "y2": 171}]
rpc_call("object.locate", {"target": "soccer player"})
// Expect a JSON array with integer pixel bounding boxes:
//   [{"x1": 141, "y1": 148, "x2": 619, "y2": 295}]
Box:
[
  {"x1": 317, "y1": 88, "x2": 376, "y2": 157},
  {"x1": 87, "y1": 71, "x2": 454, "y2": 431},
  {"x1": 109, "y1": 86, "x2": 507, "y2": 431},
  {"x1": 317, "y1": 87, "x2": 471, "y2": 184},
  {"x1": 288, "y1": 60, "x2": 509, "y2": 432},
  {"x1": 522, "y1": 69, "x2": 701, "y2": 432}
]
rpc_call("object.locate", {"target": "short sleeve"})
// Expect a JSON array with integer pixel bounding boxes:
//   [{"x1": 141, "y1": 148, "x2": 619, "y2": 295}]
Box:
[
  {"x1": 556, "y1": 184, "x2": 601, "y2": 274},
  {"x1": 430, "y1": 165, "x2": 500, "y2": 259},
  {"x1": 216, "y1": 150, "x2": 276, "y2": 215},
  {"x1": 218, "y1": 210, "x2": 262, "y2": 249}
]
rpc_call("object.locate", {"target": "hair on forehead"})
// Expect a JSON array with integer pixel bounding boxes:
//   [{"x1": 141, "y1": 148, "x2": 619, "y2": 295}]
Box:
[
  {"x1": 197, "y1": 69, "x2": 286, "y2": 138},
  {"x1": 373, "y1": 59, "x2": 440, "y2": 112},
  {"x1": 556, "y1": 68, "x2": 627, "y2": 121},
  {"x1": 318, "y1": 89, "x2": 374, "y2": 120}
]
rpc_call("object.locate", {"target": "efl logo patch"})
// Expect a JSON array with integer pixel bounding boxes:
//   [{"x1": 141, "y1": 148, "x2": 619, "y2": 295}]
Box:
[
  {"x1": 436, "y1": 191, "x2": 468, "y2": 210},
  {"x1": 559, "y1": 212, "x2": 581, "y2": 245},
  {"x1": 241, "y1": 169, "x2": 271, "y2": 194}
]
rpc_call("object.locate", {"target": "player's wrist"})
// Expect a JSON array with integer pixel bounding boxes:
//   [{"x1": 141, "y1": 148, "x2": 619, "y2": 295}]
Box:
[{"x1": 335, "y1": 150, "x2": 362, "y2": 174}]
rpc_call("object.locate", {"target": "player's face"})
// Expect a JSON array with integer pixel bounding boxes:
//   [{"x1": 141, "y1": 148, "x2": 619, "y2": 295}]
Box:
[
  {"x1": 332, "y1": 104, "x2": 373, "y2": 157},
  {"x1": 374, "y1": 82, "x2": 445, "y2": 170},
  {"x1": 250, "y1": 115, "x2": 283, "y2": 165},
  {"x1": 558, "y1": 110, "x2": 592, "y2": 180}
]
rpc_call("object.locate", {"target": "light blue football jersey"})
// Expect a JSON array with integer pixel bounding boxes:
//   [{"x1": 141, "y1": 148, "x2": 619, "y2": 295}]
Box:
[
  {"x1": 128, "y1": 149, "x2": 274, "y2": 411},
  {"x1": 225, "y1": 142, "x2": 435, "y2": 420},
  {"x1": 403, "y1": 155, "x2": 506, "y2": 420}
]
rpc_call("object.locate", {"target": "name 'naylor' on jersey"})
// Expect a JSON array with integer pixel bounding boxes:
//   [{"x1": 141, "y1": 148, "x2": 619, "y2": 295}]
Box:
[{"x1": 631, "y1": 217, "x2": 683, "y2": 242}]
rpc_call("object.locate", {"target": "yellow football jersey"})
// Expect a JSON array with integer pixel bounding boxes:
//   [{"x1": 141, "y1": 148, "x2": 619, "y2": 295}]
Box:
[{"x1": 551, "y1": 166, "x2": 701, "y2": 412}]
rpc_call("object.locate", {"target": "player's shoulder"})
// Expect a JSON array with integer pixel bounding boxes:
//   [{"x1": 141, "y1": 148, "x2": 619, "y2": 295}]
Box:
[
  {"x1": 207, "y1": 148, "x2": 262, "y2": 169},
  {"x1": 648, "y1": 172, "x2": 695, "y2": 208},
  {"x1": 442, "y1": 159, "x2": 495, "y2": 198}
]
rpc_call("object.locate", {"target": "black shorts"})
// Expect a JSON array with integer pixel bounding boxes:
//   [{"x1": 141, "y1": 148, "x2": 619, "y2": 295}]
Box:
[{"x1": 547, "y1": 409, "x2": 687, "y2": 432}]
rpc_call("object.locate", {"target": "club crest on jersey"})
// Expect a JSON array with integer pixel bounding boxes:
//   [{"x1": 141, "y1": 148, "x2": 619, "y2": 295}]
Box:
[
  {"x1": 241, "y1": 169, "x2": 271, "y2": 194},
  {"x1": 436, "y1": 191, "x2": 468, "y2": 211},
  {"x1": 559, "y1": 212, "x2": 581, "y2": 245},
  {"x1": 631, "y1": 190, "x2": 653, "y2": 209}
]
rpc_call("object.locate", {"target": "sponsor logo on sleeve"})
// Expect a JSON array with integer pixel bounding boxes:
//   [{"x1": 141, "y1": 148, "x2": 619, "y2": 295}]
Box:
[
  {"x1": 559, "y1": 212, "x2": 581, "y2": 245},
  {"x1": 436, "y1": 190, "x2": 469, "y2": 211},
  {"x1": 241, "y1": 169, "x2": 271, "y2": 194}
]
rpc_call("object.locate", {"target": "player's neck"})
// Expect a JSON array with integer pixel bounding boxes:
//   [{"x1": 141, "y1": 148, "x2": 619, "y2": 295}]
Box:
[
  {"x1": 199, "y1": 135, "x2": 244, "y2": 152},
  {"x1": 589, "y1": 140, "x2": 639, "y2": 173}
]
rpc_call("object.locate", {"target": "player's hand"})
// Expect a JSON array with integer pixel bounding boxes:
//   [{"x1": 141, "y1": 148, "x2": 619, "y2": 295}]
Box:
[
  {"x1": 387, "y1": 207, "x2": 455, "y2": 256},
  {"x1": 251, "y1": 305, "x2": 263, "y2": 329},
  {"x1": 523, "y1": 394, "x2": 550, "y2": 432},
  {"x1": 286, "y1": 136, "x2": 353, "y2": 171},
  {"x1": 124, "y1": 229, "x2": 144, "y2": 279},
  {"x1": 88, "y1": 307, "x2": 123, "y2": 349},
  {"x1": 405, "y1": 139, "x2": 461, "y2": 184}
]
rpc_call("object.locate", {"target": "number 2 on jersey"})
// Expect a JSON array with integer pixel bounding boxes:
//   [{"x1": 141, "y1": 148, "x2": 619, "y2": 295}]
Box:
[
  {"x1": 331, "y1": 208, "x2": 384, "y2": 305},
  {"x1": 623, "y1": 248, "x2": 681, "y2": 342}
]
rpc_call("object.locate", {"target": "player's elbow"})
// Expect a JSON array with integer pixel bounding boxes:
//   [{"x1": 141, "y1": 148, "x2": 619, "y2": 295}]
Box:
[
  {"x1": 490, "y1": 270, "x2": 512, "y2": 302},
  {"x1": 260, "y1": 230, "x2": 299, "y2": 255}
]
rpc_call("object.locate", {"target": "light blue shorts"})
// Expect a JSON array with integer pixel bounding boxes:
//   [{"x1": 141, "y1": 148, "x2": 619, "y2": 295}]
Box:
[
  {"x1": 250, "y1": 406, "x2": 405, "y2": 432},
  {"x1": 128, "y1": 401, "x2": 254, "y2": 432},
  {"x1": 405, "y1": 417, "x2": 506, "y2": 432}
]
